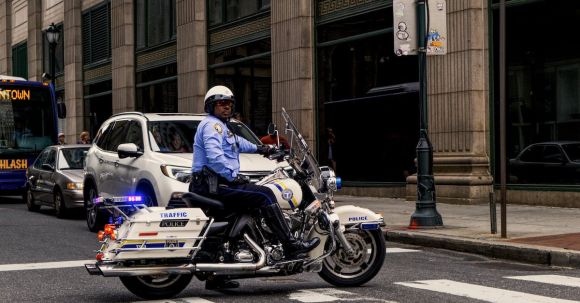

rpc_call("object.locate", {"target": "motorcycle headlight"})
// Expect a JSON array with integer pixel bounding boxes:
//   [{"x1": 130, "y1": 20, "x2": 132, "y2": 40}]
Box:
[{"x1": 161, "y1": 164, "x2": 191, "y2": 181}]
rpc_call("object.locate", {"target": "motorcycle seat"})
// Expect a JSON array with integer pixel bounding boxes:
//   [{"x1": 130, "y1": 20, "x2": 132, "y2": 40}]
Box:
[{"x1": 182, "y1": 192, "x2": 225, "y2": 211}]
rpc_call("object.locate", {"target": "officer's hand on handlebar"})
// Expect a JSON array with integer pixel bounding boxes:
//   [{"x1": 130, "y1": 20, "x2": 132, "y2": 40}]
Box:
[{"x1": 257, "y1": 144, "x2": 277, "y2": 156}]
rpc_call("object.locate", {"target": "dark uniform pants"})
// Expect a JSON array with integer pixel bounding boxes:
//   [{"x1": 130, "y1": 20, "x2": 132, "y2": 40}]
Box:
[{"x1": 189, "y1": 180, "x2": 276, "y2": 211}]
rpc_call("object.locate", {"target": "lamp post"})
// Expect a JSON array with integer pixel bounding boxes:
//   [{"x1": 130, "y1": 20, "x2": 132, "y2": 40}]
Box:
[
  {"x1": 409, "y1": 0, "x2": 443, "y2": 228},
  {"x1": 46, "y1": 23, "x2": 60, "y2": 87}
]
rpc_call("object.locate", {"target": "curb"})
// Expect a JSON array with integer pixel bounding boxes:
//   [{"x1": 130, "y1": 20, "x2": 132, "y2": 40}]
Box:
[{"x1": 385, "y1": 230, "x2": 580, "y2": 269}]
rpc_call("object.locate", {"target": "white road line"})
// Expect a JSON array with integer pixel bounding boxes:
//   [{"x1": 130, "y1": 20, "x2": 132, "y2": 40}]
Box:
[
  {"x1": 395, "y1": 279, "x2": 580, "y2": 303},
  {"x1": 506, "y1": 275, "x2": 580, "y2": 288},
  {"x1": 0, "y1": 260, "x2": 94, "y2": 272},
  {"x1": 134, "y1": 297, "x2": 215, "y2": 303},
  {"x1": 289, "y1": 288, "x2": 396, "y2": 303},
  {"x1": 386, "y1": 248, "x2": 420, "y2": 253}
]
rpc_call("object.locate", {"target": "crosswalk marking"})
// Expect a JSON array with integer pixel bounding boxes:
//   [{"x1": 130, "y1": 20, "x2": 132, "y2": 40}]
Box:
[
  {"x1": 134, "y1": 297, "x2": 214, "y2": 303},
  {"x1": 506, "y1": 275, "x2": 580, "y2": 288},
  {"x1": 288, "y1": 288, "x2": 396, "y2": 303},
  {"x1": 0, "y1": 260, "x2": 94, "y2": 272},
  {"x1": 395, "y1": 279, "x2": 580, "y2": 303}
]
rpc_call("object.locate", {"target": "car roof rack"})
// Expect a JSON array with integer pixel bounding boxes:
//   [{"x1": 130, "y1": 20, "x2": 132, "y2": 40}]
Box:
[{"x1": 111, "y1": 112, "x2": 146, "y2": 118}]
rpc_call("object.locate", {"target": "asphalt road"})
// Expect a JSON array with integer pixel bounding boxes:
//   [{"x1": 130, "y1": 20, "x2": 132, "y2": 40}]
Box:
[{"x1": 2, "y1": 196, "x2": 580, "y2": 303}]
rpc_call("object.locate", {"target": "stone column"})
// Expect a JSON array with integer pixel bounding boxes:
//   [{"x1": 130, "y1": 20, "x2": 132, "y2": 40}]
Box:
[
  {"x1": 27, "y1": 0, "x2": 42, "y2": 81},
  {"x1": 271, "y1": 0, "x2": 316, "y2": 147},
  {"x1": 63, "y1": 1, "x2": 83, "y2": 144},
  {"x1": 0, "y1": 0, "x2": 11, "y2": 74},
  {"x1": 111, "y1": 0, "x2": 135, "y2": 113},
  {"x1": 406, "y1": 1, "x2": 493, "y2": 204},
  {"x1": 176, "y1": 0, "x2": 206, "y2": 113}
]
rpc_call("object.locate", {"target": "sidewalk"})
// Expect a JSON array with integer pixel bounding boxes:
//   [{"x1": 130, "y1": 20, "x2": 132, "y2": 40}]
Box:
[{"x1": 333, "y1": 195, "x2": 580, "y2": 268}]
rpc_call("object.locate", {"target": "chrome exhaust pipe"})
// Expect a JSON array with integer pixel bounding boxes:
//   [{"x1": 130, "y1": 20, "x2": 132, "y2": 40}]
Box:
[{"x1": 88, "y1": 233, "x2": 266, "y2": 277}]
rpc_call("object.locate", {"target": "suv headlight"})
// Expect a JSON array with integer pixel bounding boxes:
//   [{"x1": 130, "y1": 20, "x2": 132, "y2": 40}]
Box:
[{"x1": 161, "y1": 165, "x2": 191, "y2": 181}]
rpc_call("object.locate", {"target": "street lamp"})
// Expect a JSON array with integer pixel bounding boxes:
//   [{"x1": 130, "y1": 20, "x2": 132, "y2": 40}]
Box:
[
  {"x1": 46, "y1": 23, "x2": 60, "y2": 86},
  {"x1": 409, "y1": 0, "x2": 443, "y2": 228}
]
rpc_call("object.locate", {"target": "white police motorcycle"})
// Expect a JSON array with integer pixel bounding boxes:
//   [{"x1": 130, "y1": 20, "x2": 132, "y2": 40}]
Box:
[{"x1": 85, "y1": 108, "x2": 386, "y2": 299}]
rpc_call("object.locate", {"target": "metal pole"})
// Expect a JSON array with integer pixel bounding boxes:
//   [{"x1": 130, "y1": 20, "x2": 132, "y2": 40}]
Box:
[
  {"x1": 410, "y1": 0, "x2": 443, "y2": 228},
  {"x1": 50, "y1": 42, "x2": 56, "y2": 88},
  {"x1": 499, "y1": 0, "x2": 507, "y2": 238}
]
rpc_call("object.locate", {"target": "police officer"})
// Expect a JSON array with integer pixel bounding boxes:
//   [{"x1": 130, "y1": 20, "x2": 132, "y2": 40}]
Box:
[{"x1": 190, "y1": 85, "x2": 320, "y2": 290}]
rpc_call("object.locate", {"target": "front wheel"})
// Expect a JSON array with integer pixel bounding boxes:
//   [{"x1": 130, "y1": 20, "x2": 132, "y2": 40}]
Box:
[
  {"x1": 84, "y1": 185, "x2": 105, "y2": 232},
  {"x1": 318, "y1": 229, "x2": 386, "y2": 287},
  {"x1": 120, "y1": 274, "x2": 193, "y2": 300}
]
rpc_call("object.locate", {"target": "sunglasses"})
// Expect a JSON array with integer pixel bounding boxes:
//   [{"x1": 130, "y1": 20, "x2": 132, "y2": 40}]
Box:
[{"x1": 216, "y1": 100, "x2": 234, "y2": 107}]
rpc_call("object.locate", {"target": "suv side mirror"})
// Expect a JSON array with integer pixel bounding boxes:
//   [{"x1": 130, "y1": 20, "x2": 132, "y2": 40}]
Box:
[{"x1": 118, "y1": 143, "x2": 143, "y2": 159}]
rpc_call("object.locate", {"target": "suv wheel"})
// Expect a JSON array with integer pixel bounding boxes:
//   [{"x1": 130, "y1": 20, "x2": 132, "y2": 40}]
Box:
[
  {"x1": 85, "y1": 184, "x2": 105, "y2": 232},
  {"x1": 138, "y1": 186, "x2": 158, "y2": 207}
]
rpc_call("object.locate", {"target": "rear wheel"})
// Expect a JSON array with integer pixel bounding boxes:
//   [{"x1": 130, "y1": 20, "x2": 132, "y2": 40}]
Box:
[
  {"x1": 84, "y1": 185, "x2": 105, "y2": 232},
  {"x1": 25, "y1": 186, "x2": 40, "y2": 212},
  {"x1": 318, "y1": 229, "x2": 385, "y2": 287},
  {"x1": 120, "y1": 274, "x2": 193, "y2": 300},
  {"x1": 54, "y1": 189, "x2": 68, "y2": 218},
  {"x1": 138, "y1": 185, "x2": 158, "y2": 207}
]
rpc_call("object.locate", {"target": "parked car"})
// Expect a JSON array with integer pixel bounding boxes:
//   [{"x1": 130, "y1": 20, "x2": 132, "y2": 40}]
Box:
[
  {"x1": 509, "y1": 141, "x2": 580, "y2": 184},
  {"x1": 83, "y1": 112, "x2": 280, "y2": 231},
  {"x1": 25, "y1": 145, "x2": 90, "y2": 218}
]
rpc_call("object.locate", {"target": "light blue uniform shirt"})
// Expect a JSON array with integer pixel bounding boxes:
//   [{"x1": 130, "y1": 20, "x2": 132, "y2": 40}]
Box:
[{"x1": 192, "y1": 115, "x2": 257, "y2": 181}]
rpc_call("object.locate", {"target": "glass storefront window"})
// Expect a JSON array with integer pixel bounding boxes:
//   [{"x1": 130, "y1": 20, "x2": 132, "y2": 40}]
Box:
[
  {"x1": 317, "y1": 9, "x2": 419, "y2": 184},
  {"x1": 84, "y1": 80, "x2": 112, "y2": 136},
  {"x1": 136, "y1": 64, "x2": 178, "y2": 113},
  {"x1": 208, "y1": 39, "x2": 271, "y2": 135},
  {"x1": 493, "y1": 0, "x2": 580, "y2": 185}
]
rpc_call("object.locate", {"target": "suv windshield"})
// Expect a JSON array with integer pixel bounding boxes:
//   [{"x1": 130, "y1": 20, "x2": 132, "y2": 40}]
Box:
[{"x1": 147, "y1": 120, "x2": 261, "y2": 153}]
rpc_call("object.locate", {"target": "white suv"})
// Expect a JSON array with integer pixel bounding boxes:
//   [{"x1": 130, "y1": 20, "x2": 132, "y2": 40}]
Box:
[{"x1": 83, "y1": 112, "x2": 277, "y2": 231}]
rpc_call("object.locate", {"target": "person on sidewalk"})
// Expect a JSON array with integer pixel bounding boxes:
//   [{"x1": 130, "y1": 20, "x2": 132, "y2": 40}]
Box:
[
  {"x1": 58, "y1": 132, "x2": 66, "y2": 145},
  {"x1": 77, "y1": 131, "x2": 91, "y2": 144},
  {"x1": 190, "y1": 85, "x2": 320, "y2": 290}
]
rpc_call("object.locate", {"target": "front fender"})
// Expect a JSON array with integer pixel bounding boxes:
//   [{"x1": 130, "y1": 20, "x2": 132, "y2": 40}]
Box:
[{"x1": 333, "y1": 205, "x2": 383, "y2": 226}]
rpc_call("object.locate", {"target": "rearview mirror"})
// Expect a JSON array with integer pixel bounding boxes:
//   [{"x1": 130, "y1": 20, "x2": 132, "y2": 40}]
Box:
[{"x1": 267, "y1": 123, "x2": 277, "y2": 136}]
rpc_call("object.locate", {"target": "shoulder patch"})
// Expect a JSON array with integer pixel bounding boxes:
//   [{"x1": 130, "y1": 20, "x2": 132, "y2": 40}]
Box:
[{"x1": 214, "y1": 123, "x2": 223, "y2": 135}]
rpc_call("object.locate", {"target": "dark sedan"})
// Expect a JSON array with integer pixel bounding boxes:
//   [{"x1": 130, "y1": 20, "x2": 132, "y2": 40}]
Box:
[
  {"x1": 509, "y1": 141, "x2": 580, "y2": 184},
  {"x1": 25, "y1": 145, "x2": 89, "y2": 218}
]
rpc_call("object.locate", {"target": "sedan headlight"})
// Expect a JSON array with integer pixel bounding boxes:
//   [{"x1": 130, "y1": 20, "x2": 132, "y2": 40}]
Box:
[
  {"x1": 161, "y1": 164, "x2": 191, "y2": 181},
  {"x1": 66, "y1": 182, "x2": 83, "y2": 190}
]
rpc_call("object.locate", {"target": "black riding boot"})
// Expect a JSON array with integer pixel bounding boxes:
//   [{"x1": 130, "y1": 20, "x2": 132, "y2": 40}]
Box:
[{"x1": 262, "y1": 204, "x2": 320, "y2": 258}]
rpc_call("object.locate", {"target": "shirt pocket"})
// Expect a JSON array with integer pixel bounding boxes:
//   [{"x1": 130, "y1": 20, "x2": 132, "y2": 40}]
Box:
[{"x1": 223, "y1": 136, "x2": 238, "y2": 158}]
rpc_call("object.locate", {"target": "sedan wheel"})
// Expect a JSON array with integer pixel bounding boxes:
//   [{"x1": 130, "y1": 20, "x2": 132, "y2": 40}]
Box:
[
  {"x1": 54, "y1": 190, "x2": 67, "y2": 219},
  {"x1": 26, "y1": 187, "x2": 40, "y2": 212}
]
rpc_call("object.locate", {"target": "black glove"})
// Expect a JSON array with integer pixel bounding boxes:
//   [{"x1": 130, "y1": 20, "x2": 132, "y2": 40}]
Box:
[
  {"x1": 231, "y1": 175, "x2": 250, "y2": 185},
  {"x1": 257, "y1": 144, "x2": 277, "y2": 156}
]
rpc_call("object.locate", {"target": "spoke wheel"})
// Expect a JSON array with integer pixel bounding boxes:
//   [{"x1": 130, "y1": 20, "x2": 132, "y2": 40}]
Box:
[
  {"x1": 318, "y1": 229, "x2": 385, "y2": 287},
  {"x1": 120, "y1": 274, "x2": 193, "y2": 300}
]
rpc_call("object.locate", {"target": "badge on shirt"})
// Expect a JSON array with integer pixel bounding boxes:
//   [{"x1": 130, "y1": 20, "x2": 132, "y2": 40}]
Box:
[
  {"x1": 214, "y1": 123, "x2": 223, "y2": 135},
  {"x1": 227, "y1": 130, "x2": 234, "y2": 137}
]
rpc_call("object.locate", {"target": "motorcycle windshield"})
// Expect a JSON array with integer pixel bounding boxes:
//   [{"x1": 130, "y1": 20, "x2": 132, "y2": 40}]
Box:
[{"x1": 281, "y1": 108, "x2": 322, "y2": 190}]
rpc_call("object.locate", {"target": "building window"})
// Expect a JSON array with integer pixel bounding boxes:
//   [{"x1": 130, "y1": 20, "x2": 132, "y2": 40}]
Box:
[
  {"x1": 136, "y1": 63, "x2": 177, "y2": 113},
  {"x1": 82, "y1": 2, "x2": 111, "y2": 65},
  {"x1": 84, "y1": 80, "x2": 112, "y2": 137},
  {"x1": 135, "y1": 0, "x2": 176, "y2": 50},
  {"x1": 492, "y1": 0, "x2": 580, "y2": 185},
  {"x1": 12, "y1": 42, "x2": 27, "y2": 79},
  {"x1": 316, "y1": 9, "x2": 418, "y2": 184},
  {"x1": 43, "y1": 23, "x2": 64, "y2": 77},
  {"x1": 208, "y1": 0, "x2": 270, "y2": 26},
  {"x1": 208, "y1": 39, "x2": 271, "y2": 135}
]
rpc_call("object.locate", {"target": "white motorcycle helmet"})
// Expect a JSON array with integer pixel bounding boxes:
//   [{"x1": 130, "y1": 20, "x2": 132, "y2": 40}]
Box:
[{"x1": 204, "y1": 85, "x2": 235, "y2": 113}]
